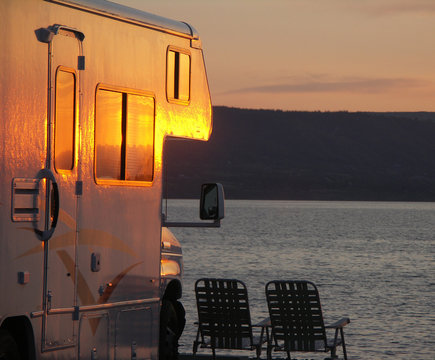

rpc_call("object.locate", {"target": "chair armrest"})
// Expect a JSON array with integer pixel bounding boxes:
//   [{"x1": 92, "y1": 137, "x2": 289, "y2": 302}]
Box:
[
  {"x1": 325, "y1": 317, "x2": 350, "y2": 329},
  {"x1": 253, "y1": 317, "x2": 270, "y2": 328}
]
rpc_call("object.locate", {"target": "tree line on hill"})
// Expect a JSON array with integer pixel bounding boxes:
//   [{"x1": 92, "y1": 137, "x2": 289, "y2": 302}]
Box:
[{"x1": 164, "y1": 106, "x2": 435, "y2": 201}]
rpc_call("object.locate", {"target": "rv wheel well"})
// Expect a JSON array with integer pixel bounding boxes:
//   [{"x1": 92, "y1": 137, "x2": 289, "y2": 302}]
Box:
[
  {"x1": 162, "y1": 279, "x2": 182, "y2": 300},
  {"x1": 1, "y1": 316, "x2": 36, "y2": 360}
]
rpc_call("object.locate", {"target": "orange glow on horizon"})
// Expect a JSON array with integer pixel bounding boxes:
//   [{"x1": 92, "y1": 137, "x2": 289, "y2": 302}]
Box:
[{"x1": 114, "y1": 0, "x2": 435, "y2": 112}]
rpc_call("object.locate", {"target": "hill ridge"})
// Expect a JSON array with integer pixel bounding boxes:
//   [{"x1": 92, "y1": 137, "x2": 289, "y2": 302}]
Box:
[{"x1": 165, "y1": 106, "x2": 435, "y2": 201}]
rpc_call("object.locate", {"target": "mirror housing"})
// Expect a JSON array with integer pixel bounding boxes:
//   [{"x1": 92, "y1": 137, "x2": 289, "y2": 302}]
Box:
[
  {"x1": 200, "y1": 183, "x2": 225, "y2": 221},
  {"x1": 162, "y1": 183, "x2": 225, "y2": 228}
]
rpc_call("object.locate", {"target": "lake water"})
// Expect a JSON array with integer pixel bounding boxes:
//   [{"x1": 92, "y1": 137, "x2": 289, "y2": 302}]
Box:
[{"x1": 165, "y1": 200, "x2": 435, "y2": 359}]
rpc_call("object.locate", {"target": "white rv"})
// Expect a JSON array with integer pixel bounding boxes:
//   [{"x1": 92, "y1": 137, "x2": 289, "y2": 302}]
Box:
[{"x1": 0, "y1": 0, "x2": 223, "y2": 359}]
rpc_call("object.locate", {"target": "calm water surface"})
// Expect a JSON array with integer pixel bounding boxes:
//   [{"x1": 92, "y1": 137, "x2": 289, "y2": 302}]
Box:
[{"x1": 165, "y1": 200, "x2": 435, "y2": 359}]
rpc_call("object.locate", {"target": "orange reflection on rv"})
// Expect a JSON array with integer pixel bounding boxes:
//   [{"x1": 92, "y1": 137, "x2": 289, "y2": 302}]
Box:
[
  {"x1": 160, "y1": 259, "x2": 181, "y2": 277},
  {"x1": 95, "y1": 88, "x2": 155, "y2": 183},
  {"x1": 95, "y1": 90, "x2": 123, "y2": 180},
  {"x1": 126, "y1": 94, "x2": 154, "y2": 182},
  {"x1": 162, "y1": 103, "x2": 212, "y2": 141},
  {"x1": 55, "y1": 69, "x2": 76, "y2": 171}
]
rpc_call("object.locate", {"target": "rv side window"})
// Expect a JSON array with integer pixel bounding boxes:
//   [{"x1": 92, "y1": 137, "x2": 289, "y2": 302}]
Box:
[
  {"x1": 55, "y1": 68, "x2": 76, "y2": 171},
  {"x1": 167, "y1": 49, "x2": 190, "y2": 104},
  {"x1": 95, "y1": 88, "x2": 155, "y2": 183},
  {"x1": 125, "y1": 94, "x2": 155, "y2": 181}
]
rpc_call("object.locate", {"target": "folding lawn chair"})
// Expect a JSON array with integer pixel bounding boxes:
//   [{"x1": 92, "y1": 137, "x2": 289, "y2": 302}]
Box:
[
  {"x1": 265, "y1": 280, "x2": 350, "y2": 360},
  {"x1": 193, "y1": 278, "x2": 268, "y2": 359}
]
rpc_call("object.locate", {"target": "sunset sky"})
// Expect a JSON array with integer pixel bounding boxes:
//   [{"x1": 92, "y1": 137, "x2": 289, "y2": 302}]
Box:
[{"x1": 114, "y1": 0, "x2": 435, "y2": 112}]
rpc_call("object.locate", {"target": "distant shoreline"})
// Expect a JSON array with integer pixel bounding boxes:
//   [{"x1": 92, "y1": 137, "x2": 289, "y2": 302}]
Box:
[{"x1": 165, "y1": 106, "x2": 435, "y2": 202}]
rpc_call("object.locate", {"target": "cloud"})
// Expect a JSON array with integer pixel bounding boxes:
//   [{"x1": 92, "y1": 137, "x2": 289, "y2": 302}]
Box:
[{"x1": 220, "y1": 77, "x2": 430, "y2": 96}]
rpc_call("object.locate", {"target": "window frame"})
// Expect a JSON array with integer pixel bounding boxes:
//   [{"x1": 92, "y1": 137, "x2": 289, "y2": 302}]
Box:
[
  {"x1": 54, "y1": 66, "x2": 77, "y2": 173},
  {"x1": 166, "y1": 46, "x2": 191, "y2": 105},
  {"x1": 94, "y1": 84, "x2": 156, "y2": 187}
]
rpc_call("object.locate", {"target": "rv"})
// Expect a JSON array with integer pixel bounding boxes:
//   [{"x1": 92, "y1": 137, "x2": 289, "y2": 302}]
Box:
[{"x1": 0, "y1": 0, "x2": 223, "y2": 359}]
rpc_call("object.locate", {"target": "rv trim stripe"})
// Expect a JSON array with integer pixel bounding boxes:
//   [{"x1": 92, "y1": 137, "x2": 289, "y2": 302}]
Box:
[{"x1": 30, "y1": 297, "x2": 160, "y2": 318}]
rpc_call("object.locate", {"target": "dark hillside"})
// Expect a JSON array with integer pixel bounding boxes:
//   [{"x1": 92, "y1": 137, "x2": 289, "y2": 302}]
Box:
[{"x1": 164, "y1": 107, "x2": 435, "y2": 201}]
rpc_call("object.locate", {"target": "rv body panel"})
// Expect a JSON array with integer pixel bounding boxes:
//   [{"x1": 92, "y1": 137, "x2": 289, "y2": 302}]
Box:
[{"x1": 0, "y1": 0, "x2": 212, "y2": 358}]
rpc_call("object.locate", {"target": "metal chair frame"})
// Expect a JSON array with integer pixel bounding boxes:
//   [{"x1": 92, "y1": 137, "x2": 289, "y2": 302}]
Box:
[
  {"x1": 265, "y1": 280, "x2": 349, "y2": 360},
  {"x1": 193, "y1": 278, "x2": 267, "y2": 359}
]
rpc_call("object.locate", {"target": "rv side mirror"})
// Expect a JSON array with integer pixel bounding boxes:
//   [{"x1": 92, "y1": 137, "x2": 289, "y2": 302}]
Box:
[
  {"x1": 200, "y1": 183, "x2": 224, "y2": 221},
  {"x1": 163, "y1": 183, "x2": 225, "y2": 228}
]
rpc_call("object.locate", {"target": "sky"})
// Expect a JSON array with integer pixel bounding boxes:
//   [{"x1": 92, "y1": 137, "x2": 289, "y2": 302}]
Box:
[{"x1": 113, "y1": 0, "x2": 435, "y2": 112}]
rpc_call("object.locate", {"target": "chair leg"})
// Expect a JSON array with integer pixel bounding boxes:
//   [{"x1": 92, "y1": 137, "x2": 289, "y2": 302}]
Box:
[
  {"x1": 266, "y1": 344, "x2": 272, "y2": 360},
  {"x1": 193, "y1": 327, "x2": 201, "y2": 356},
  {"x1": 286, "y1": 349, "x2": 291, "y2": 360},
  {"x1": 192, "y1": 341, "x2": 198, "y2": 356},
  {"x1": 329, "y1": 328, "x2": 339, "y2": 359},
  {"x1": 257, "y1": 327, "x2": 265, "y2": 359},
  {"x1": 340, "y1": 328, "x2": 348, "y2": 360},
  {"x1": 212, "y1": 348, "x2": 216, "y2": 360},
  {"x1": 255, "y1": 344, "x2": 261, "y2": 359}
]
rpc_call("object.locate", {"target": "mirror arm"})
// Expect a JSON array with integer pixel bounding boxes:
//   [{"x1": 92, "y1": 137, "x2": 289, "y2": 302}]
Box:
[{"x1": 162, "y1": 220, "x2": 221, "y2": 228}]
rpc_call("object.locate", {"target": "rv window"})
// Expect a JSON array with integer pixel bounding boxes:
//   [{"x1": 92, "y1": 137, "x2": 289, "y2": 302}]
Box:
[
  {"x1": 96, "y1": 90, "x2": 123, "y2": 180},
  {"x1": 167, "y1": 49, "x2": 190, "y2": 103},
  {"x1": 126, "y1": 94, "x2": 154, "y2": 181},
  {"x1": 95, "y1": 88, "x2": 155, "y2": 183},
  {"x1": 55, "y1": 69, "x2": 76, "y2": 171}
]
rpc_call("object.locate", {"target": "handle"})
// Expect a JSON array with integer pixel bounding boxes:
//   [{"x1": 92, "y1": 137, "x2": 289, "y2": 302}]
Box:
[{"x1": 34, "y1": 169, "x2": 59, "y2": 241}]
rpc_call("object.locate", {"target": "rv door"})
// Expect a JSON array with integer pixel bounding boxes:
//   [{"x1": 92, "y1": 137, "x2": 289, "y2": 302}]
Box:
[{"x1": 40, "y1": 25, "x2": 84, "y2": 351}]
